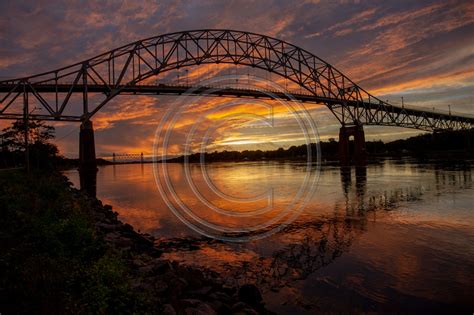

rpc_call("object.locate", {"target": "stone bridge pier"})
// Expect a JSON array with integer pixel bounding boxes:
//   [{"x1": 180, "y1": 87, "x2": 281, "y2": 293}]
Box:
[
  {"x1": 338, "y1": 124, "x2": 367, "y2": 166},
  {"x1": 79, "y1": 120, "x2": 98, "y2": 196}
]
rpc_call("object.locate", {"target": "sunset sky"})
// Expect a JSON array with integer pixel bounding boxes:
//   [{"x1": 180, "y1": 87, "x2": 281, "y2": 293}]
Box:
[{"x1": 1, "y1": 0, "x2": 473, "y2": 157}]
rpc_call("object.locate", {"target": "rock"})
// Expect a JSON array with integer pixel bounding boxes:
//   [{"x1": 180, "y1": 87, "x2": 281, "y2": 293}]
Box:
[
  {"x1": 104, "y1": 231, "x2": 121, "y2": 242},
  {"x1": 152, "y1": 259, "x2": 171, "y2": 275},
  {"x1": 180, "y1": 299, "x2": 202, "y2": 307},
  {"x1": 232, "y1": 302, "x2": 259, "y2": 315},
  {"x1": 210, "y1": 300, "x2": 232, "y2": 315},
  {"x1": 116, "y1": 236, "x2": 133, "y2": 248},
  {"x1": 153, "y1": 279, "x2": 169, "y2": 294},
  {"x1": 209, "y1": 291, "x2": 232, "y2": 304},
  {"x1": 122, "y1": 223, "x2": 134, "y2": 232},
  {"x1": 197, "y1": 303, "x2": 217, "y2": 315},
  {"x1": 233, "y1": 309, "x2": 259, "y2": 315},
  {"x1": 183, "y1": 270, "x2": 203, "y2": 289},
  {"x1": 168, "y1": 277, "x2": 188, "y2": 297},
  {"x1": 138, "y1": 264, "x2": 154, "y2": 274},
  {"x1": 147, "y1": 247, "x2": 163, "y2": 258},
  {"x1": 161, "y1": 304, "x2": 176, "y2": 315},
  {"x1": 171, "y1": 261, "x2": 180, "y2": 269},
  {"x1": 96, "y1": 222, "x2": 120, "y2": 231},
  {"x1": 238, "y1": 284, "x2": 262, "y2": 307},
  {"x1": 143, "y1": 233, "x2": 155, "y2": 241},
  {"x1": 184, "y1": 303, "x2": 217, "y2": 315},
  {"x1": 187, "y1": 285, "x2": 213, "y2": 297},
  {"x1": 221, "y1": 283, "x2": 236, "y2": 295},
  {"x1": 132, "y1": 258, "x2": 146, "y2": 267}
]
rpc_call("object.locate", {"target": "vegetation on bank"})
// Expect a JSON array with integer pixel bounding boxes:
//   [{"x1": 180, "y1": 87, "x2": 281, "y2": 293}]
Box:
[
  {"x1": 166, "y1": 129, "x2": 474, "y2": 163},
  {"x1": 0, "y1": 170, "x2": 154, "y2": 313},
  {"x1": 0, "y1": 120, "x2": 153, "y2": 313}
]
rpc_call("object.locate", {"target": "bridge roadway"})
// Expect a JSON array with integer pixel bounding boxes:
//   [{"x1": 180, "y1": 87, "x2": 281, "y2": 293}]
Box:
[{"x1": 1, "y1": 83, "x2": 472, "y2": 127}]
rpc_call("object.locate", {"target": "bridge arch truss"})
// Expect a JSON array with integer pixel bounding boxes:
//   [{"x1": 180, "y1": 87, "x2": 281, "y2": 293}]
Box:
[{"x1": 0, "y1": 29, "x2": 472, "y2": 131}]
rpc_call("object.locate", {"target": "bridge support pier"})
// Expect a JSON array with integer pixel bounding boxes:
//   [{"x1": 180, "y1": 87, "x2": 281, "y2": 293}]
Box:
[
  {"x1": 338, "y1": 125, "x2": 367, "y2": 166},
  {"x1": 79, "y1": 120, "x2": 97, "y2": 196}
]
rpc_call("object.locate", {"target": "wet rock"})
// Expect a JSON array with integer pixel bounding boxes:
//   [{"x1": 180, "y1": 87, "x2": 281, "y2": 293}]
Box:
[{"x1": 238, "y1": 284, "x2": 262, "y2": 307}]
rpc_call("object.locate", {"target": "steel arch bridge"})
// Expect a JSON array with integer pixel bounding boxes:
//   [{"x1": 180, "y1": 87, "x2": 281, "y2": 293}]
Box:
[{"x1": 0, "y1": 29, "x2": 472, "y2": 130}]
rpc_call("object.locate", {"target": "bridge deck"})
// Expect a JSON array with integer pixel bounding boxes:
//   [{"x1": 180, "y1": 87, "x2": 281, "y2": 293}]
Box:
[{"x1": 1, "y1": 83, "x2": 472, "y2": 125}]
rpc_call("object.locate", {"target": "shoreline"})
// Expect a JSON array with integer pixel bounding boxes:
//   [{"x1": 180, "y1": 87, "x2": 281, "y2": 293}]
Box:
[
  {"x1": 68, "y1": 175, "x2": 274, "y2": 314},
  {"x1": 79, "y1": 187, "x2": 271, "y2": 314},
  {"x1": 0, "y1": 170, "x2": 273, "y2": 314}
]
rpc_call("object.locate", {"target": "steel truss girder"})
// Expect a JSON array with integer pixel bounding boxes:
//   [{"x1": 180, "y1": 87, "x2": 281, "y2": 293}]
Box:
[{"x1": 0, "y1": 29, "x2": 472, "y2": 131}]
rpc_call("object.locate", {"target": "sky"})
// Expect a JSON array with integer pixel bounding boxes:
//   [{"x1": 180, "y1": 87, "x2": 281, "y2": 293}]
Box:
[{"x1": 0, "y1": 0, "x2": 473, "y2": 157}]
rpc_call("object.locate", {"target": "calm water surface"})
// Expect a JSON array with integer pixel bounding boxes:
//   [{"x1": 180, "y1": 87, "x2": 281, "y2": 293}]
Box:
[{"x1": 65, "y1": 159, "x2": 474, "y2": 313}]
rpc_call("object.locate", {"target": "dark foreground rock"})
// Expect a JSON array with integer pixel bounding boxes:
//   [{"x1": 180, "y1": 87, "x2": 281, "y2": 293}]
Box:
[{"x1": 71, "y1": 181, "x2": 274, "y2": 314}]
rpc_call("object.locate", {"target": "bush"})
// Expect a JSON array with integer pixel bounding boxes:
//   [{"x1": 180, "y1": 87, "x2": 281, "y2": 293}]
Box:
[{"x1": 0, "y1": 170, "x2": 151, "y2": 313}]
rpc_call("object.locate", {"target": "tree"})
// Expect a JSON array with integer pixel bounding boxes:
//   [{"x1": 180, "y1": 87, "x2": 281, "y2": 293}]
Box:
[{"x1": 0, "y1": 120, "x2": 59, "y2": 169}]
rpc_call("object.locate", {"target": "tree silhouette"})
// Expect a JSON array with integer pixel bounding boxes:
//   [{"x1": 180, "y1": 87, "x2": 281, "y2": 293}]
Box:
[{"x1": 0, "y1": 120, "x2": 58, "y2": 169}]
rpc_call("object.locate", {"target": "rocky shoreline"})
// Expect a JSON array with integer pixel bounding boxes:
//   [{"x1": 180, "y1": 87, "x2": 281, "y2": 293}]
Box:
[{"x1": 68, "y1": 179, "x2": 273, "y2": 315}]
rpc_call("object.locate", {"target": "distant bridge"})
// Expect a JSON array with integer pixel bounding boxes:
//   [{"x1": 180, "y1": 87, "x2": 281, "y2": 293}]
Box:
[
  {"x1": 0, "y1": 29, "x2": 472, "y2": 169},
  {"x1": 109, "y1": 152, "x2": 144, "y2": 163}
]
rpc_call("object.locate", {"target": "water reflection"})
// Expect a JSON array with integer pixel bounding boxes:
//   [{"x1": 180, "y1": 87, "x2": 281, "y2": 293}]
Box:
[
  {"x1": 215, "y1": 164, "x2": 431, "y2": 292},
  {"x1": 64, "y1": 159, "x2": 474, "y2": 313},
  {"x1": 79, "y1": 169, "x2": 97, "y2": 197}
]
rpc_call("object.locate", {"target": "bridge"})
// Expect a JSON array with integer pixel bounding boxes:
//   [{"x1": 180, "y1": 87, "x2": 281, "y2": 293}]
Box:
[
  {"x1": 0, "y1": 29, "x2": 473, "y2": 169},
  {"x1": 110, "y1": 152, "x2": 145, "y2": 163}
]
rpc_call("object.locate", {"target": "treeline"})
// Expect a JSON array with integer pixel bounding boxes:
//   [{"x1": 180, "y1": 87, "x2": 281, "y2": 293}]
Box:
[
  {"x1": 167, "y1": 129, "x2": 473, "y2": 162},
  {"x1": 384, "y1": 130, "x2": 473, "y2": 154}
]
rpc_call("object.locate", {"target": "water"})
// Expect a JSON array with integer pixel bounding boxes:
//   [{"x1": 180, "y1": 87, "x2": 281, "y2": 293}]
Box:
[{"x1": 64, "y1": 159, "x2": 474, "y2": 313}]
